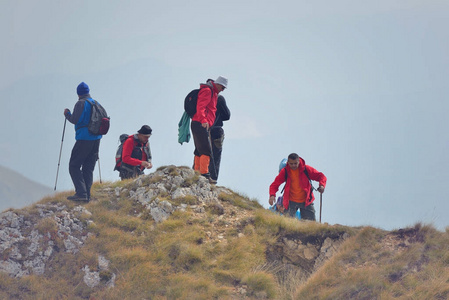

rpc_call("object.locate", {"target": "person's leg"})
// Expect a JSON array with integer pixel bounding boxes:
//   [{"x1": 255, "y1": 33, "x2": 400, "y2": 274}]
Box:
[
  {"x1": 191, "y1": 121, "x2": 201, "y2": 158},
  {"x1": 287, "y1": 201, "x2": 301, "y2": 218},
  {"x1": 69, "y1": 140, "x2": 90, "y2": 197},
  {"x1": 193, "y1": 155, "x2": 200, "y2": 171},
  {"x1": 199, "y1": 155, "x2": 210, "y2": 175},
  {"x1": 300, "y1": 203, "x2": 316, "y2": 221},
  {"x1": 82, "y1": 139, "x2": 100, "y2": 199},
  {"x1": 191, "y1": 121, "x2": 212, "y2": 175},
  {"x1": 209, "y1": 128, "x2": 224, "y2": 181},
  {"x1": 119, "y1": 169, "x2": 132, "y2": 180}
]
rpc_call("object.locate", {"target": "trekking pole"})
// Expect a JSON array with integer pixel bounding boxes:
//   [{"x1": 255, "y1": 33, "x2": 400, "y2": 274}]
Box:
[
  {"x1": 207, "y1": 131, "x2": 218, "y2": 180},
  {"x1": 319, "y1": 193, "x2": 323, "y2": 223},
  {"x1": 54, "y1": 118, "x2": 67, "y2": 190},
  {"x1": 97, "y1": 156, "x2": 102, "y2": 183}
]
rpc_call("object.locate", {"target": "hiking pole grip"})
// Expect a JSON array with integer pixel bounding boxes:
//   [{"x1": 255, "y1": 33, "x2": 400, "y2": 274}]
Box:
[
  {"x1": 319, "y1": 193, "x2": 322, "y2": 223},
  {"x1": 54, "y1": 118, "x2": 67, "y2": 190}
]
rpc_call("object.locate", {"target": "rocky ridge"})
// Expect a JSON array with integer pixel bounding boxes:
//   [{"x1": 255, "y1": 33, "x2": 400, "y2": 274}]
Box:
[{"x1": 0, "y1": 165, "x2": 349, "y2": 292}]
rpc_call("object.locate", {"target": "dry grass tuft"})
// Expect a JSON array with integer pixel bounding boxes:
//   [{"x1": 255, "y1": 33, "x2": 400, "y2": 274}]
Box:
[
  {"x1": 35, "y1": 217, "x2": 58, "y2": 236},
  {"x1": 243, "y1": 271, "x2": 277, "y2": 298},
  {"x1": 218, "y1": 191, "x2": 262, "y2": 210}
]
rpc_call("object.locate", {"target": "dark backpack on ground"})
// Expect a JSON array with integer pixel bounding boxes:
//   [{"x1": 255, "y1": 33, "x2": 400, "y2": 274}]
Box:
[
  {"x1": 85, "y1": 99, "x2": 110, "y2": 135},
  {"x1": 184, "y1": 84, "x2": 213, "y2": 118},
  {"x1": 114, "y1": 134, "x2": 130, "y2": 171}
]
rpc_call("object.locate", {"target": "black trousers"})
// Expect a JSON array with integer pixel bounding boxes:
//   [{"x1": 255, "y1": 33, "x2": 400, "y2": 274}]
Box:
[
  {"x1": 119, "y1": 164, "x2": 143, "y2": 180},
  {"x1": 69, "y1": 139, "x2": 100, "y2": 198},
  {"x1": 209, "y1": 127, "x2": 224, "y2": 181},
  {"x1": 191, "y1": 121, "x2": 212, "y2": 157}
]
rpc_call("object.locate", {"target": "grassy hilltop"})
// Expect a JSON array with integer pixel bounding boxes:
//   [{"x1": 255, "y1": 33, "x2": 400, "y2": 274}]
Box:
[{"x1": 0, "y1": 166, "x2": 448, "y2": 299}]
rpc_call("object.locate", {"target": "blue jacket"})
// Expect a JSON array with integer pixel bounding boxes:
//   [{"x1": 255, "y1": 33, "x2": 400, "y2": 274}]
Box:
[{"x1": 65, "y1": 95, "x2": 102, "y2": 141}]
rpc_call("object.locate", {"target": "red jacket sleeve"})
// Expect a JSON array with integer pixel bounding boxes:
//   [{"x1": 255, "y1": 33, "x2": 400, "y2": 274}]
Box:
[
  {"x1": 306, "y1": 165, "x2": 327, "y2": 187},
  {"x1": 122, "y1": 137, "x2": 142, "y2": 166},
  {"x1": 269, "y1": 168, "x2": 287, "y2": 196},
  {"x1": 196, "y1": 87, "x2": 212, "y2": 124}
]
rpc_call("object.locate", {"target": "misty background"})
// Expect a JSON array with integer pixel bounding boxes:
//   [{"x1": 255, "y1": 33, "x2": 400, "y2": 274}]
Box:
[{"x1": 1, "y1": 0, "x2": 448, "y2": 230}]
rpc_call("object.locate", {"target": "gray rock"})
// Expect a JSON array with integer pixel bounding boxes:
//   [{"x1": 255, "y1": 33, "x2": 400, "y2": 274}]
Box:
[
  {"x1": 0, "y1": 259, "x2": 27, "y2": 277},
  {"x1": 98, "y1": 255, "x2": 109, "y2": 271},
  {"x1": 83, "y1": 265, "x2": 101, "y2": 288},
  {"x1": 150, "y1": 207, "x2": 169, "y2": 223}
]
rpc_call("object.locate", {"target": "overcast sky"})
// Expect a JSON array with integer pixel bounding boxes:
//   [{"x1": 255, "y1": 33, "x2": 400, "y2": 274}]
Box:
[{"x1": 1, "y1": 0, "x2": 448, "y2": 231}]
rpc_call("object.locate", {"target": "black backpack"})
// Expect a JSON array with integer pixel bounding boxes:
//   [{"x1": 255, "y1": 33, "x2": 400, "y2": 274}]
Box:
[
  {"x1": 85, "y1": 99, "x2": 110, "y2": 135},
  {"x1": 114, "y1": 134, "x2": 130, "y2": 171},
  {"x1": 184, "y1": 84, "x2": 213, "y2": 118}
]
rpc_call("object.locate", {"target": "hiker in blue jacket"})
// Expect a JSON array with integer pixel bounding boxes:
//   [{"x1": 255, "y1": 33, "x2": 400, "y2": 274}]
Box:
[{"x1": 63, "y1": 82, "x2": 102, "y2": 202}]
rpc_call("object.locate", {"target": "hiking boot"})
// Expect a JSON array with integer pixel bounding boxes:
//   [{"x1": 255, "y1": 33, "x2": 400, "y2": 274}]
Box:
[
  {"x1": 201, "y1": 173, "x2": 211, "y2": 179},
  {"x1": 67, "y1": 194, "x2": 89, "y2": 202},
  {"x1": 201, "y1": 173, "x2": 217, "y2": 184}
]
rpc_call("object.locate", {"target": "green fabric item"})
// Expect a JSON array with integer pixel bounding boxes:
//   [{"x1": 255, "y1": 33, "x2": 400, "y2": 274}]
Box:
[{"x1": 178, "y1": 111, "x2": 191, "y2": 144}]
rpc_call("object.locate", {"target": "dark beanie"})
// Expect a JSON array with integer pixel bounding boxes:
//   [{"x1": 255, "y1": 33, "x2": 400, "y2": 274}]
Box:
[
  {"x1": 77, "y1": 82, "x2": 90, "y2": 95},
  {"x1": 138, "y1": 125, "x2": 152, "y2": 135}
]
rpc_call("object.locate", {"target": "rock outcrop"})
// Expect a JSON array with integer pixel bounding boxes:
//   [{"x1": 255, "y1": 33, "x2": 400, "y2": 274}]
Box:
[
  {"x1": 0, "y1": 203, "x2": 92, "y2": 277},
  {"x1": 0, "y1": 165, "x2": 348, "y2": 291},
  {"x1": 266, "y1": 232, "x2": 350, "y2": 283}
]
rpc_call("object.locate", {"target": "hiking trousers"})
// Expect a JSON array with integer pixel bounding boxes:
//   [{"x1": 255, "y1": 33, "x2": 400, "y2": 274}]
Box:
[
  {"x1": 209, "y1": 127, "x2": 224, "y2": 181},
  {"x1": 69, "y1": 139, "x2": 100, "y2": 199},
  {"x1": 119, "y1": 165, "x2": 144, "y2": 180},
  {"x1": 191, "y1": 121, "x2": 212, "y2": 174},
  {"x1": 287, "y1": 201, "x2": 316, "y2": 221}
]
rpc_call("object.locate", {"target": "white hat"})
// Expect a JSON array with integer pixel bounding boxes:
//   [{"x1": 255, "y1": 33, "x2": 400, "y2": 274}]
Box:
[{"x1": 215, "y1": 76, "x2": 228, "y2": 88}]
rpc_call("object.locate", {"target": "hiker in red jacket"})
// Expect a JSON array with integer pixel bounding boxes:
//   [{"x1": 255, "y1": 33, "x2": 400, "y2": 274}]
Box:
[
  {"x1": 191, "y1": 76, "x2": 228, "y2": 184},
  {"x1": 269, "y1": 153, "x2": 327, "y2": 221},
  {"x1": 119, "y1": 125, "x2": 153, "y2": 180}
]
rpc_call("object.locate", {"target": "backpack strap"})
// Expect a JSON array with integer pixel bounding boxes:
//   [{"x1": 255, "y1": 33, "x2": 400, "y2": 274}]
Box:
[
  {"x1": 303, "y1": 167, "x2": 316, "y2": 201},
  {"x1": 281, "y1": 167, "x2": 287, "y2": 194}
]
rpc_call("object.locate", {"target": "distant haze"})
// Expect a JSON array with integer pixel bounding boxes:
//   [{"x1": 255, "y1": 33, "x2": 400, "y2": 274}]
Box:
[{"x1": 0, "y1": 165, "x2": 53, "y2": 212}]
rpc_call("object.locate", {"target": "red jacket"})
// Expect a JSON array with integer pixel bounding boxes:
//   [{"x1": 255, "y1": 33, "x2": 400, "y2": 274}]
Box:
[
  {"x1": 122, "y1": 134, "x2": 150, "y2": 171},
  {"x1": 269, "y1": 157, "x2": 327, "y2": 209},
  {"x1": 192, "y1": 82, "x2": 219, "y2": 127}
]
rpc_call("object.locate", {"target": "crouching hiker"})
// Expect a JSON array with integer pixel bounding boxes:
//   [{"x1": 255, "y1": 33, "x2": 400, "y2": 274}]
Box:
[
  {"x1": 269, "y1": 153, "x2": 327, "y2": 221},
  {"x1": 115, "y1": 125, "x2": 153, "y2": 180}
]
